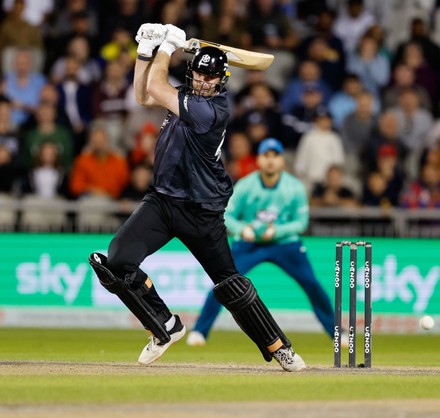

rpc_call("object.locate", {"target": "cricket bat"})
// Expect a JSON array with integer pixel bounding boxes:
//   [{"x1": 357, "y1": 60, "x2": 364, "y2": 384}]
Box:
[{"x1": 184, "y1": 38, "x2": 275, "y2": 71}]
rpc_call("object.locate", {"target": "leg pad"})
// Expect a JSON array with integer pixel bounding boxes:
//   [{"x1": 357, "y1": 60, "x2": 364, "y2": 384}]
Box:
[
  {"x1": 89, "y1": 253, "x2": 170, "y2": 344},
  {"x1": 214, "y1": 274, "x2": 291, "y2": 362}
]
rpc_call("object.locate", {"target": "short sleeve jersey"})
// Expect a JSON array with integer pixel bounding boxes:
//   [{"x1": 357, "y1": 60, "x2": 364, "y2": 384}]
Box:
[{"x1": 152, "y1": 87, "x2": 233, "y2": 210}]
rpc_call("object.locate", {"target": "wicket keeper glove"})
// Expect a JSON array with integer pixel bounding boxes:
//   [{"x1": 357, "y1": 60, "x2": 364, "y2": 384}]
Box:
[
  {"x1": 135, "y1": 23, "x2": 167, "y2": 57},
  {"x1": 158, "y1": 24, "x2": 186, "y2": 56}
]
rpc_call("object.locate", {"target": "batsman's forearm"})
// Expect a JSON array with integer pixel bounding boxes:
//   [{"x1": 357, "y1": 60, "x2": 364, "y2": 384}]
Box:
[
  {"x1": 133, "y1": 58, "x2": 152, "y2": 105},
  {"x1": 146, "y1": 51, "x2": 180, "y2": 113},
  {"x1": 146, "y1": 52, "x2": 171, "y2": 96}
]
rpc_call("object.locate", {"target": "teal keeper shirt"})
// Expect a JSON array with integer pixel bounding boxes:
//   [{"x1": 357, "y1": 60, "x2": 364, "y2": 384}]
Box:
[{"x1": 224, "y1": 171, "x2": 309, "y2": 244}]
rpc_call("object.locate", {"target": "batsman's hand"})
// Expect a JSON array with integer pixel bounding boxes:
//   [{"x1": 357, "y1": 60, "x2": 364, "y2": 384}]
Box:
[
  {"x1": 241, "y1": 225, "x2": 256, "y2": 242},
  {"x1": 135, "y1": 23, "x2": 167, "y2": 57},
  {"x1": 158, "y1": 24, "x2": 186, "y2": 56},
  {"x1": 136, "y1": 23, "x2": 167, "y2": 44}
]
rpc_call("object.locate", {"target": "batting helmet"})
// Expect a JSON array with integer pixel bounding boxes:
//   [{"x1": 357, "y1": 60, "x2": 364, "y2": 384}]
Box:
[{"x1": 186, "y1": 46, "x2": 230, "y2": 95}]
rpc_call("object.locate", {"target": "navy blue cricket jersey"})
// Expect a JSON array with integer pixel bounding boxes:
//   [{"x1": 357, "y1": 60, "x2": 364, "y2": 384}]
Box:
[{"x1": 152, "y1": 87, "x2": 233, "y2": 210}]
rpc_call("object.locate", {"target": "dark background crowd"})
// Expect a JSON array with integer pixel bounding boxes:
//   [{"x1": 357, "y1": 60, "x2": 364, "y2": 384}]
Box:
[{"x1": 1, "y1": 0, "x2": 440, "y2": 232}]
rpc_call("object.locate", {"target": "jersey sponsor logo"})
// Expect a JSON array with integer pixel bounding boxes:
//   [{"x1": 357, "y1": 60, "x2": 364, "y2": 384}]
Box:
[
  {"x1": 160, "y1": 111, "x2": 172, "y2": 131},
  {"x1": 215, "y1": 129, "x2": 226, "y2": 161},
  {"x1": 256, "y1": 209, "x2": 279, "y2": 223}
]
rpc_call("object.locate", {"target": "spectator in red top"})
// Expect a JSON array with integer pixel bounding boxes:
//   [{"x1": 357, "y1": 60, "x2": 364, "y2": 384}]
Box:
[
  {"x1": 225, "y1": 131, "x2": 257, "y2": 182},
  {"x1": 399, "y1": 163, "x2": 440, "y2": 208},
  {"x1": 128, "y1": 121, "x2": 158, "y2": 167},
  {"x1": 69, "y1": 124, "x2": 129, "y2": 199}
]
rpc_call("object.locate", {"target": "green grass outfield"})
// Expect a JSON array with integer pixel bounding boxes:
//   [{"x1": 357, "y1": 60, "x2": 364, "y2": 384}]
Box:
[{"x1": 0, "y1": 328, "x2": 439, "y2": 406}]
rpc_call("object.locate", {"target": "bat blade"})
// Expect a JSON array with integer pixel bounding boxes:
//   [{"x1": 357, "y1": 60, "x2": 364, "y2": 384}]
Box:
[{"x1": 184, "y1": 38, "x2": 274, "y2": 71}]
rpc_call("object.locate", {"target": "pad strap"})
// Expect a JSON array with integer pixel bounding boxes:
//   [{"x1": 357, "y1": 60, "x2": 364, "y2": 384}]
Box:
[
  {"x1": 89, "y1": 253, "x2": 170, "y2": 344},
  {"x1": 214, "y1": 274, "x2": 291, "y2": 362}
]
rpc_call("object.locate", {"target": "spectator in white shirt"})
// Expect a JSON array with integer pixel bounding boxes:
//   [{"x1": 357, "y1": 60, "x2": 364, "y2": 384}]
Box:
[
  {"x1": 333, "y1": 0, "x2": 375, "y2": 53},
  {"x1": 294, "y1": 108, "x2": 345, "y2": 193}
]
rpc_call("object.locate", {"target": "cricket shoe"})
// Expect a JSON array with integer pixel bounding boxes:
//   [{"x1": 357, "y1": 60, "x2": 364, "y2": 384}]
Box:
[
  {"x1": 138, "y1": 315, "x2": 186, "y2": 365},
  {"x1": 272, "y1": 346, "x2": 307, "y2": 372},
  {"x1": 186, "y1": 331, "x2": 206, "y2": 346}
]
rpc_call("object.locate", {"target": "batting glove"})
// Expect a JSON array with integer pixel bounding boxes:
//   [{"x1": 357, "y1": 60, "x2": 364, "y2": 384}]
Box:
[
  {"x1": 135, "y1": 23, "x2": 167, "y2": 57},
  {"x1": 158, "y1": 24, "x2": 186, "y2": 56}
]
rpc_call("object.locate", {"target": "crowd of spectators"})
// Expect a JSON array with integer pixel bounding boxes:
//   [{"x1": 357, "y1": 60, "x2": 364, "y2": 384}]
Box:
[{"x1": 1, "y1": 0, "x2": 440, "y2": 231}]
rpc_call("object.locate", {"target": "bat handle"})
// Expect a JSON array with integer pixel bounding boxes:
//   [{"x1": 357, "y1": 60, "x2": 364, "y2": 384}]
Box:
[{"x1": 184, "y1": 39, "x2": 201, "y2": 53}]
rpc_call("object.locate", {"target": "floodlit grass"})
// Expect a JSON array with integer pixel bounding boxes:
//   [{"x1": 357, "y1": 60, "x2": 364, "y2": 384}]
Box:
[
  {"x1": 0, "y1": 328, "x2": 439, "y2": 404},
  {"x1": 1, "y1": 374, "x2": 440, "y2": 404}
]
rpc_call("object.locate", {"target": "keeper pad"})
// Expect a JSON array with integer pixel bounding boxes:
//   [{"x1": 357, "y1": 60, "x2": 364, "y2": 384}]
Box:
[
  {"x1": 214, "y1": 274, "x2": 291, "y2": 362},
  {"x1": 89, "y1": 252, "x2": 170, "y2": 344}
]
